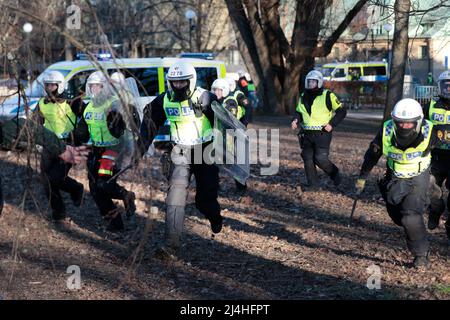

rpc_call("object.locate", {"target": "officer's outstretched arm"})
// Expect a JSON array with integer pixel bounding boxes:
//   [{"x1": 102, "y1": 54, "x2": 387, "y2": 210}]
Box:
[
  {"x1": 1, "y1": 118, "x2": 88, "y2": 164},
  {"x1": 1, "y1": 118, "x2": 66, "y2": 156},
  {"x1": 139, "y1": 93, "x2": 166, "y2": 155},
  {"x1": 359, "y1": 129, "x2": 383, "y2": 179},
  {"x1": 200, "y1": 91, "x2": 218, "y2": 125}
]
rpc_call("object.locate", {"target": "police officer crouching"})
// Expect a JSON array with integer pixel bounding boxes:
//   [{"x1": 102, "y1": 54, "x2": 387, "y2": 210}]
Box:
[
  {"x1": 140, "y1": 60, "x2": 223, "y2": 258},
  {"x1": 0, "y1": 117, "x2": 90, "y2": 217},
  {"x1": 34, "y1": 71, "x2": 85, "y2": 222},
  {"x1": 291, "y1": 70, "x2": 347, "y2": 189},
  {"x1": 355, "y1": 99, "x2": 440, "y2": 268},
  {"x1": 425, "y1": 70, "x2": 450, "y2": 245}
]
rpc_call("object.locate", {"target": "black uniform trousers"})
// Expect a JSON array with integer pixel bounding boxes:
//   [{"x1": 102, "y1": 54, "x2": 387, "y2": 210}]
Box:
[
  {"x1": 41, "y1": 153, "x2": 83, "y2": 219},
  {"x1": 165, "y1": 144, "x2": 221, "y2": 237},
  {"x1": 378, "y1": 170, "x2": 430, "y2": 257},
  {"x1": 299, "y1": 130, "x2": 339, "y2": 185},
  {"x1": 429, "y1": 150, "x2": 450, "y2": 238},
  {"x1": 87, "y1": 147, "x2": 129, "y2": 218}
]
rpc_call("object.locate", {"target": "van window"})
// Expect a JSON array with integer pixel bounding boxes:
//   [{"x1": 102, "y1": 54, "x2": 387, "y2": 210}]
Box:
[
  {"x1": 333, "y1": 68, "x2": 346, "y2": 78},
  {"x1": 322, "y1": 67, "x2": 334, "y2": 77},
  {"x1": 65, "y1": 70, "x2": 93, "y2": 99},
  {"x1": 363, "y1": 66, "x2": 386, "y2": 76},
  {"x1": 122, "y1": 68, "x2": 159, "y2": 97},
  {"x1": 164, "y1": 67, "x2": 218, "y2": 91}
]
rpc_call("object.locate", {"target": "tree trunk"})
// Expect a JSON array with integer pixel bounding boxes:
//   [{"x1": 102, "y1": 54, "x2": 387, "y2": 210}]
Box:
[
  {"x1": 384, "y1": 0, "x2": 411, "y2": 121},
  {"x1": 64, "y1": 36, "x2": 73, "y2": 61},
  {"x1": 225, "y1": 0, "x2": 279, "y2": 114}
]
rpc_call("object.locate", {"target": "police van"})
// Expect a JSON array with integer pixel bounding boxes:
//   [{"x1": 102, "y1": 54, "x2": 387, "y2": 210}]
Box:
[
  {"x1": 321, "y1": 61, "x2": 388, "y2": 82},
  {"x1": 0, "y1": 56, "x2": 227, "y2": 121}
]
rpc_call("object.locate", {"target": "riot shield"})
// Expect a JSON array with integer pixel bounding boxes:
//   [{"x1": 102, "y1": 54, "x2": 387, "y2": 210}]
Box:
[
  {"x1": 211, "y1": 101, "x2": 250, "y2": 185},
  {"x1": 112, "y1": 78, "x2": 140, "y2": 169}
]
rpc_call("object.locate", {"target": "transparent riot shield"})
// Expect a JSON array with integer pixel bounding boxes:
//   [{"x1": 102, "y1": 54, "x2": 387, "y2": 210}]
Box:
[{"x1": 211, "y1": 101, "x2": 250, "y2": 185}]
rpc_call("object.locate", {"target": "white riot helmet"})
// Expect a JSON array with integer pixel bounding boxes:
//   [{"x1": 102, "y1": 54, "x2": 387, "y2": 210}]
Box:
[
  {"x1": 225, "y1": 76, "x2": 237, "y2": 93},
  {"x1": 211, "y1": 78, "x2": 230, "y2": 99},
  {"x1": 111, "y1": 72, "x2": 126, "y2": 88},
  {"x1": 42, "y1": 70, "x2": 66, "y2": 96},
  {"x1": 166, "y1": 60, "x2": 197, "y2": 101},
  {"x1": 391, "y1": 98, "x2": 424, "y2": 139},
  {"x1": 86, "y1": 71, "x2": 112, "y2": 105},
  {"x1": 305, "y1": 70, "x2": 323, "y2": 90},
  {"x1": 438, "y1": 71, "x2": 450, "y2": 99}
]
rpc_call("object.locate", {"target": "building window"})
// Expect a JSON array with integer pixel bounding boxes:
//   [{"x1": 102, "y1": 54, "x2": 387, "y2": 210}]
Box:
[{"x1": 418, "y1": 45, "x2": 429, "y2": 59}]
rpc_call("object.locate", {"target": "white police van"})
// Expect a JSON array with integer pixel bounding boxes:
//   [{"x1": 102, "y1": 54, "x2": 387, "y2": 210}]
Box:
[{"x1": 0, "y1": 55, "x2": 227, "y2": 121}]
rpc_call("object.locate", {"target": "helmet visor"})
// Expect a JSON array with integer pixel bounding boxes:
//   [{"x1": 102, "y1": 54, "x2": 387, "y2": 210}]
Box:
[
  {"x1": 306, "y1": 79, "x2": 318, "y2": 90},
  {"x1": 438, "y1": 80, "x2": 450, "y2": 98}
]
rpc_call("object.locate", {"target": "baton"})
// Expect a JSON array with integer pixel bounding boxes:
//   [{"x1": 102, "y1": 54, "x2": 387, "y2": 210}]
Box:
[
  {"x1": 107, "y1": 164, "x2": 133, "y2": 183},
  {"x1": 348, "y1": 197, "x2": 358, "y2": 227}
]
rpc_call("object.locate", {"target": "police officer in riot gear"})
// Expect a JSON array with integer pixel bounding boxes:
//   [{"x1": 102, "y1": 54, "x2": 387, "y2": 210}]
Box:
[
  {"x1": 291, "y1": 70, "x2": 347, "y2": 189},
  {"x1": 83, "y1": 71, "x2": 136, "y2": 232},
  {"x1": 424, "y1": 70, "x2": 450, "y2": 244},
  {"x1": 0, "y1": 117, "x2": 89, "y2": 217},
  {"x1": 34, "y1": 71, "x2": 85, "y2": 221},
  {"x1": 140, "y1": 60, "x2": 223, "y2": 257},
  {"x1": 355, "y1": 99, "x2": 441, "y2": 268}
]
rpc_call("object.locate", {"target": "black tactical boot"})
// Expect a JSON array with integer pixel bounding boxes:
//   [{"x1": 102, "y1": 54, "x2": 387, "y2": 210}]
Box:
[
  {"x1": 209, "y1": 215, "x2": 223, "y2": 234},
  {"x1": 70, "y1": 183, "x2": 84, "y2": 207},
  {"x1": 123, "y1": 191, "x2": 136, "y2": 217}
]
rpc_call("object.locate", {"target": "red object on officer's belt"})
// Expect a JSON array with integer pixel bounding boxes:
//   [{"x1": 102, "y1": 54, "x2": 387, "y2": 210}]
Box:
[{"x1": 98, "y1": 149, "x2": 118, "y2": 177}]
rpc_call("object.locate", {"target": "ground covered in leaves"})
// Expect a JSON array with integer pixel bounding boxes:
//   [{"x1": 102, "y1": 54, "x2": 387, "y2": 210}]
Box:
[{"x1": 0, "y1": 115, "x2": 449, "y2": 300}]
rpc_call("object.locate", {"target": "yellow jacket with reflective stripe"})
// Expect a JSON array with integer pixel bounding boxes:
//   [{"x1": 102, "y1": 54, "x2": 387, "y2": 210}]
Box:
[
  {"x1": 38, "y1": 98, "x2": 76, "y2": 139},
  {"x1": 83, "y1": 98, "x2": 120, "y2": 147},
  {"x1": 296, "y1": 90, "x2": 342, "y2": 130},
  {"x1": 163, "y1": 89, "x2": 213, "y2": 146},
  {"x1": 428, "y1": 100, "x2": 450, "y2": 150},
  {"x1": 382, "y1": 119, "x2": 433, "y2": 178},
  {"x1": 233, "y1": 90, "x2": 246, "y2": 120}
]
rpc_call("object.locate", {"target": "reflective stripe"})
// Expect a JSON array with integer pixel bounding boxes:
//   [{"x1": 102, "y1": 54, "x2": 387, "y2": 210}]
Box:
[
  {"x1": 163, "y1": 90, "x2": 213, "y2": 146},
  {"x1": 382, "y1": 120, "x2": 433, "y2": 179},
  {"x1": 296, "y1": 90, "x2": 334, "y2": 128},
  {"x1": 158, "y1": 67, "x2": 165, "y2": 93},
  {"x1": 101, "y1": 155, "x2": 116, "y2": 161},
  {"x1": 98, "y1": 169, "x2": 113, "y2": 175},
  {"x1": 302, "y1": 125, "x2": 323, "y2": 130},
  {"x1": 91, "y1": 140, "x2": 120, "y2": 147},
  {"x1": 38, "y1": 99, "x2": 76, "y2": 139}
]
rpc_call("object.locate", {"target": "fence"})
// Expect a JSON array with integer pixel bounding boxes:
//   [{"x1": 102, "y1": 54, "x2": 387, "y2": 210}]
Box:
[{"x1": 413, "y1": 85, "x2": 438, "y2": 107}]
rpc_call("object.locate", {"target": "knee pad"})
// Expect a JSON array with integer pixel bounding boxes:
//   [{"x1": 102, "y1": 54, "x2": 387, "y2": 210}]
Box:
[
  {"x1": 401, "y1": 211, "x2": 425, "y2": 237},
  {"x1": 98, "y1": 150, "x2": 118, "y2": 177},
  {"x1": 301, "y1": 148, "x2": 314, "y2": 161},
  {"x1": 314, "y1": 152, "x2": 330, "y2": 164}
]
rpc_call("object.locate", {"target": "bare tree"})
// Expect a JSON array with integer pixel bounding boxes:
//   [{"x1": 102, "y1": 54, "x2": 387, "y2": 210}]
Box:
[
  {"x1": 384, "y1": 0, "x2": 411, "y2": 120},
  {"x1": 225, "y1": 0, "x2": 368, "y2": 114}
]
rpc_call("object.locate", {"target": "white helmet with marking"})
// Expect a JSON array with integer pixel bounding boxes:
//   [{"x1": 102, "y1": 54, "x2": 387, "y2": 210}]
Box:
[
  {"x1": 166, "y1": 60, "x2": 197, "y2": 101},
  {"x1": 225, "y1": 76, "x2": 237, "y2": 93},
  {"x1": 305, "y1": 70, "x2": 323, "y2": 89},
  {"x1": 86, "y1": 71, "x2": 112, "y2": 105},
  {"x1": 211, "y1": 78, "x2": 230, "y2": 98},
  {"x1": 391, "y1": 98, "x2": 424, "y2": 137},
  {"x1": 438, "y1": 70, "x2": 450, "y2": 99},
  {"x1": 42, "y1": 70, "x2": 66, "y2": 95}
]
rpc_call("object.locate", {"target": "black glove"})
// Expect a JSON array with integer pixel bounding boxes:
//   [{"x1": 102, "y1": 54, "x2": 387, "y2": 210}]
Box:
[
  {"x1": 107, "y1": 111, "x2": 126, "y2": 138},
  {"x1": 226, "y1": 105, "x2": 238, "y2": 117},
  {"x1": 192, "y1": 102, "x2": 203, "y2": 118}
]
